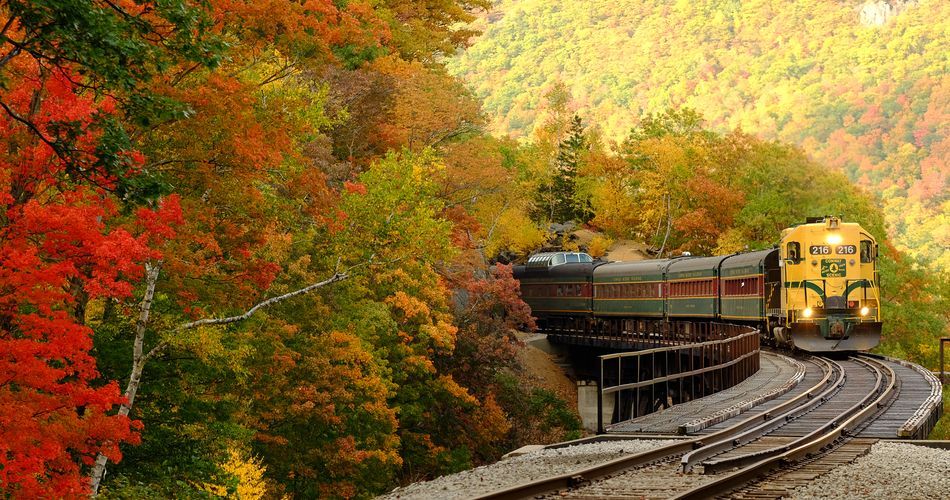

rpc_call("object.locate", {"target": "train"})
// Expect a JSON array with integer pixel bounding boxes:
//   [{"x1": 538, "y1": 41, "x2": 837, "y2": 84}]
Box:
[{"x1": 513, "y1": 216, "x2": 882, "y2": 352}]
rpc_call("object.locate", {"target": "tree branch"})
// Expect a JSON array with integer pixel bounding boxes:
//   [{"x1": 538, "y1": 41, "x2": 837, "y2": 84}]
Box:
[
  {"x1": 0, "y1": 101, "x2": 69, "y2": 162},
  {"x1": 177, "y1": 271, "x2": 348, "y2": 330},
  {"x1": 90, "y1": 260, "x2": 162, "y2": 495},
  {"x1": 142, "y1": 258, "x2": 369, "y2": 362},
  {"x1": 90, "y1": 258, "x2": 365, "y2": 494}
]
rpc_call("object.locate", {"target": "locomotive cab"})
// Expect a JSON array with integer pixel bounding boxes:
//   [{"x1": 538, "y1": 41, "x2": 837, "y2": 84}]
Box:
[{"x1": 779, "y1": 216, "x2": 881, "y2": 351}]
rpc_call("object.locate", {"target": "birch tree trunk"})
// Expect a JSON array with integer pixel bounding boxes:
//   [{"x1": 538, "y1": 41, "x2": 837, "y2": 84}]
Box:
[
  {"x1": 657, "y1": 194, "x2": 672, "y2": 257},
  {"x1": 88, "y1": 262, "x2": 353, "y2": 496},
  {"x1": 89, "y1": 261, "x2": 161, "y2": 495}
]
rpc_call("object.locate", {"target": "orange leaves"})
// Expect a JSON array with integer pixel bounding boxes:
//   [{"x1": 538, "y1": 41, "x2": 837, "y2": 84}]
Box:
[
  {"x1": 209, "y1": 0, "x2": 390, "y2": 62},
  {"x1": 344, "y1": 180, "x2": 368, "y2": 195},
  {"x1": 386, "y1": 290, "x2": 432, "y2": 322},
  {"x1": 467, "y1": 393, "x2": 512, "y2": 448},
  {"x1": 674, "y1": 175, "x2": 745, "y2": 252},
  {"x1": 248, "y1": 327, "x2": 402, "y2": 495},
  {"x1": 371, "y1": 56, "x2": 483, "y2": 151}
]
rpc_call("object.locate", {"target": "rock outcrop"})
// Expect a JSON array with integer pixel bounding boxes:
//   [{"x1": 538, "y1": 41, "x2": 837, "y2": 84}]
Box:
[{"x1": 859, "y1": 0, "x2": 919, "y2": 27}]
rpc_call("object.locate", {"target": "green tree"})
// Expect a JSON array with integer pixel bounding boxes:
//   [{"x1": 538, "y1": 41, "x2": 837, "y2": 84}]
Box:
[{"x1": 536, "y1": 114, "x2": 593, "y2": 223}]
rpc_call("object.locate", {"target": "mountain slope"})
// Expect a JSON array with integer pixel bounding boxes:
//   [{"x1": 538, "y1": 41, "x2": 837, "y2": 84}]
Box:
[{"x1": 448, "y1": 0, "x2": 949, "y2": 269}]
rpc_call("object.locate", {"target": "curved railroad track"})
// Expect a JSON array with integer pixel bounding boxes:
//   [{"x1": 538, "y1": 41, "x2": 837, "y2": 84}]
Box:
[{"x1": 476, "y1": 354, "x2": 902, "y2": 500}]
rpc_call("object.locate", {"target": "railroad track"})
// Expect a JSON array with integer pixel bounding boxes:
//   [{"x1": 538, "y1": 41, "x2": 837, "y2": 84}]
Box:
[{"x1": 477, "y1": 354, "x2": 901, "y2": 500}]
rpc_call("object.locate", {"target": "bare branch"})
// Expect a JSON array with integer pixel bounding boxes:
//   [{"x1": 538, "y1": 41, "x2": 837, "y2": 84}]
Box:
[
  {"x1": 142, "y1": 258, "x2": 374, "y2": 362},
  {"x1": 258, "y1": 59, "x2": 299, "y2": 87},
  {"x1": 175, "y1": 271, "x2": 349, "y2": 331},
  {"x1": 91, "y1": 259, "x2": 367, "y2": 494},
  {"x1": 0, "y1": 45, "x2": 21, "y2": 69},
  {"x1": 0, "y1": 16, "x2": 16, "y2": 39},
  {"x1": 170, "y1": 62, "x2": 203, "y2": 87}
]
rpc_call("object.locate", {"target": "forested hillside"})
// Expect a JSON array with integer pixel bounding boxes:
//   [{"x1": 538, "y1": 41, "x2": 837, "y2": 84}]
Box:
[{"x1": 448, "y1": 0, "x2": 949, "y2": 270}]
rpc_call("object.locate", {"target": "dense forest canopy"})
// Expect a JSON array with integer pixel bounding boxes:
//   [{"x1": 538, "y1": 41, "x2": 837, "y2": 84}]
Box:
[
  {"x1": 0, "y1": 0, "x2": 945, "y2": 498},
  {"x1": 447, "y1": 0, "x2": 949, "y2": 271}
]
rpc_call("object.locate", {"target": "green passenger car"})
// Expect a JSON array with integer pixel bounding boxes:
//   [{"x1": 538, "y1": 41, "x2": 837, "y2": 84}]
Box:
[
  {"x1": 719, "y1": 249, "x2": 779, "y2": 322},
  {"x1": 512, "y1": 253, "x2": 597, "y2": 326},
  {"x1": 665, "y1": 256, "x2": 729, "y2": 318},
  {"x1": 593, "y1": 260, "x2": 667, "y2": 317}
]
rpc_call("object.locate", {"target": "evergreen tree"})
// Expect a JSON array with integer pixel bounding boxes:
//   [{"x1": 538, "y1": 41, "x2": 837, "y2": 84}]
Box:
[{"x1": 536, "y1": 114, "x2": 593, "y2": 224}]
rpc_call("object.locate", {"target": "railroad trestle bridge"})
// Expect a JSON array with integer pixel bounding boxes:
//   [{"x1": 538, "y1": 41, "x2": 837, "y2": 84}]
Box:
[{"x1": 470, "y1": 322, "x2": 945, "y2": 499}]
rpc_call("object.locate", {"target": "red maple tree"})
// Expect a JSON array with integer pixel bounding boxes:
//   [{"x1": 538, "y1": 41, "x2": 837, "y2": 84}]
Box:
[{"x1": 0, "y1": 62, "x2": 173, "y2": 497}]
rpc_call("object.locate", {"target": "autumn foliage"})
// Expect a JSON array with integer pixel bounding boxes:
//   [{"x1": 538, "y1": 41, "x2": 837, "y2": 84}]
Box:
[
  {"x1": 0, "y1": 66, "x2": 146, "y2": 496},
  {"x1": 4, "y1": 0, "x2": 941, "y2": 498},
  {"x1": 0, "y1": 0, "x2": 569, "y2": 497}
]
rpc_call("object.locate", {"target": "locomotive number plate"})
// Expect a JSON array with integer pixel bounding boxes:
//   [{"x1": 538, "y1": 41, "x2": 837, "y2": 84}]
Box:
[
  {"x1": 809, "y1": 245, "x2": 831, "y2": 255},
  {"x1": 821, "y1": 258, "x2": 847, "y2": 277},
  {"x1": 836, "y1": 245, "x2": 857, "y2": 254}
]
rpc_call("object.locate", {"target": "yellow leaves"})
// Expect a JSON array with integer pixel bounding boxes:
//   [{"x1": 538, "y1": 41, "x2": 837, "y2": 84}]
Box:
[
  {"x1": 169, "y1": 325, "x2": 253, "y2": 375},
  {"x1": 222, "y1": 448, "x2": 268, "y2": 500},
  {"x1": 715, "y1": 228, "x2": 749, "y2": 255},
  {"x1": 83, "y1": 298, "x2": 107, "y2": 327},
  {"x1": 484, "y1": 206, "x2": 549, "y2": 258},
  {"x1": 589, "y1": 177, "x2": 640, "y2": 237},
  {"x1": 199, "y1": 447, "x2": 268, "y2": 500},
  {"x1": 411, "y1": 155, "x2": 446, "y2": 183},
  {"x1": 436, "y1": 375, "x2": 478, "y2": 407},
  {"x1": 587, "y1": 235, "x2": 614, "y2": 258},
  {"x1": 419, "y1": 320, "x2": 458, "y2": 351}
]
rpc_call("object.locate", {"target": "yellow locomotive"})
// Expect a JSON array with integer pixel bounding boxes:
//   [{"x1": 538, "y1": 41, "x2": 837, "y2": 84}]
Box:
[{"x1": 773, "y1": 216, "x2": 881, "y2": 351}]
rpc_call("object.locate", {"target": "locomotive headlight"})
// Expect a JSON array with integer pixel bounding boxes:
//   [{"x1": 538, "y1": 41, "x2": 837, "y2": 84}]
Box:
[
  {"x1": 860, "y1": 306, "x2": 870, "y2": 316},
  {"x1": 802, "y1": 307, "x2": 814, "y2": 318},
  {"x1": 826, "y1": 232, "x2": 842, "y2": 245}
]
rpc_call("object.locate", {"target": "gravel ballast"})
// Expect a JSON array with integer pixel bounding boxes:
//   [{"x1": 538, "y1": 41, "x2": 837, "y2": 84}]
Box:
[
  {"x1": 788, "y1": 442, "x2": 950, "y2": 500},
  {"x1": 378, "y1": 439, "x2": 672, "y2": 499}
]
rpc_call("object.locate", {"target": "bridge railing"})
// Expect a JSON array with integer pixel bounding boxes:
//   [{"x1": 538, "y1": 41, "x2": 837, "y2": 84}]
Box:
[
  {"x1": 597, "y1": 323, "x2": 760, "y2": 433},
  {"x1": 546, "y1": 317, "x2": 743, "y2": 350}
]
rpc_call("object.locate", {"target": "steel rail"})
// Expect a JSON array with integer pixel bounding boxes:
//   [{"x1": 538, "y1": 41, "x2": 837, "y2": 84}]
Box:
[
  {"x1": 680, "y1": 358, "x2": 844, "y2": 472},
  {"x1": 866, "y1": 352, "x2": 945, "y2": 438},
  {"x1": 701, "y1": 356, "x2": 884, "y2": 473},
  {"x1": 671, "y1": 355, "x2": 897, "y2": 500},
  {"x1": 473, "y1": 356, "x2": 834, "y2": 500}
]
